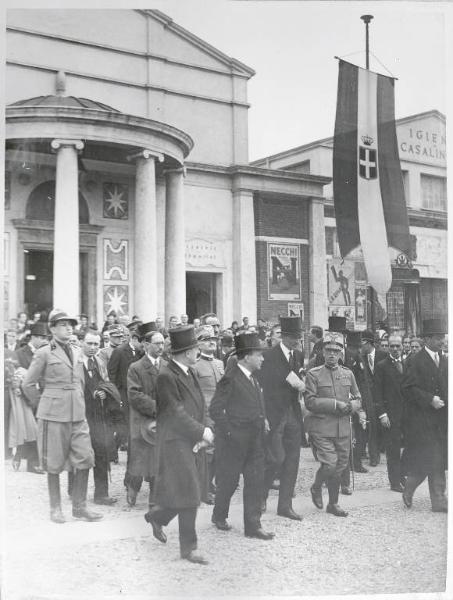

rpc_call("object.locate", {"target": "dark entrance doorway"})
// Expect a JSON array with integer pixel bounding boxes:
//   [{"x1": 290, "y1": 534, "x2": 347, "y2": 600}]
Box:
[
  {"x1": 24, "y1": 250, "x2": 89, "y2": 318},
  {"x1": 186, "y1": 272, "x2": 217, "y2": 321}
]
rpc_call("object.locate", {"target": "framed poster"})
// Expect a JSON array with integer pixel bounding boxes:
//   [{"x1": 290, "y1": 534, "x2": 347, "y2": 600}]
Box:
[
  {"x1": 268, "y1": 243, "x2": 301, "y2": 300},
  {"x1": 288, "y1": 303, "x2": 304, "y2": 320},
  {"x1": 328, "y1": 259, "x2": 355, "y2": 306}
]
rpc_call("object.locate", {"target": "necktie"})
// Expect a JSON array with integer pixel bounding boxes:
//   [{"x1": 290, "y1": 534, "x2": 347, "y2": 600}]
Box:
[
  {"x1": 394, "y1": 359, "x2": 403, "y2": 374},
  {"x1": 88, "y1": 357, "x2": 97, "y2": 375},
  {"x1": 289, "y1": 351, "x2": 297, "y2": 372},
  {"x1": 61, "y1": 343, "x2": 73, "y2": 365},
  {"x1": 155, "y1": 358, "x2": 160, "y2": 371},
  {"x1": 250, "y1": 374, "x2": 259, "y2": 391},
  {"x1": 368, "y1": 353, "x2": 374, "y2": 373},
  {"x1": 434, "y1": 352, "x2": 440, "y2": 368}
]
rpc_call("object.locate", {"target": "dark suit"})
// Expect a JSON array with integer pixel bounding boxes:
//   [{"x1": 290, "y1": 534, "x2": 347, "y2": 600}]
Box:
[
  {"x1": 361, "y1": 348, "x2": 387, "y2": 463},
  {"x1": 401, "y1": 348, "x2": 448, "y2": 508},
  {"x1": 210, "y1": 364, "x2": 266, "y2": 534},
  {"x1": 374, "y1": 356, "x2": 407, "y2": 488},
  {"x1": 151, "y1": 360, "x2": 210, "y2": 557},
  {"x1": 257, "y1": 344, "x2": 304, "y2": 512},
  {"x1": 14, "y1": 344, "x2": 34, "y2": 369}
]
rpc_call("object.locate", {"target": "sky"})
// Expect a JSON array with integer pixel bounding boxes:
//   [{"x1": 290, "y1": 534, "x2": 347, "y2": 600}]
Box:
[{"x1": 145, "y1": 0, "x2": 449, "y2": 161}]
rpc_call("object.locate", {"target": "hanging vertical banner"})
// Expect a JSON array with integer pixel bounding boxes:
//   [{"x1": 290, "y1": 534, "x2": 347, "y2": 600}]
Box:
[{"x1": 333, "y1": 59, "x2": 411, "y2": 296}]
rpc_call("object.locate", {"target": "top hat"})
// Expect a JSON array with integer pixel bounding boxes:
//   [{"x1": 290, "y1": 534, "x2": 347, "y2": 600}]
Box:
[
  {"x1": 48, "y1": 309, "x2": 78, "y2": 327},
  {"x1": 169, "y1": 325, "x2": 199, "y2": 353},
  {"x1": 138, "y1": 321, "x2": 158, "y2": 340},
  {"x1": 422, "y1": 319, "x2": 446, "y2": 336},
  {"x1": 234, "y1": 332, "x2": 263, "y2": 354},
  {"x1": 323, "y1": 331, "x2": 345, "y2": 348},
  {"x1": 345, "y1": 330, "x2": 362, "y2": 347},
  {"x1": 361, "y1": 329, "x2": 375, "y2": 343},
  {"x1": 328, "y1": 316, "x2": 347, "y2": 333},
  {"x1": 279, "y1": 316, "x2": 303, "y2": 336},
  {"x1": 30, "y1": 322, "x2": 49, "y2": 337}
]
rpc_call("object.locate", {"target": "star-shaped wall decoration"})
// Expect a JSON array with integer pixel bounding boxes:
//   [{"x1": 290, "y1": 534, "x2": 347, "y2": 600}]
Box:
[{"x1": 103, "y1": 182, "x2": 128, "y2": 219}]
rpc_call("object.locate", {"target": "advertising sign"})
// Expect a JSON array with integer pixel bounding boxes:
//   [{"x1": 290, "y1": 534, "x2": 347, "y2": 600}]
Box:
[{"x1": 268, "y1": 243, "x2": 301, "y2": 300}]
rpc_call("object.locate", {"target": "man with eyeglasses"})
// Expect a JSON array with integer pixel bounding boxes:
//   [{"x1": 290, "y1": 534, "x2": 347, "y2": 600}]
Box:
[{"x1": 305, "y1": 331, "x2": 362, "y2": 517}]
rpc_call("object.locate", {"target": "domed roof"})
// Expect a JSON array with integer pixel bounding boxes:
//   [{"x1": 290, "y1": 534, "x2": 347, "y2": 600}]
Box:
[{"x1": 9, "y1": 95, "x2": 120, "y2": 112}]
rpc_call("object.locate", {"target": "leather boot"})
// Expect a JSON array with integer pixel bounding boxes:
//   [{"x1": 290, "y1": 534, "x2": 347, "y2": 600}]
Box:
[
  {"x1": 402, "y1": 474, "x2": 423, "y2": 508},
  {"x1": 326, "y1": 474, "x2": 348, "y2": 516},
  {"x1": 48, "y1": 473, "x2": 65, "y2": 524},
  {"x1": 67, "y1": 470, "x2": 74, "y2": 497},
  {"x1": 72, "y1": 469, "x2": 103, "y2": 521}
]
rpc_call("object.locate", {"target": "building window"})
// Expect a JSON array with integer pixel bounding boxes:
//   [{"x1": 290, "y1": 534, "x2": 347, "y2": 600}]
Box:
[
  {"x1": 325, "y1": 227, "x2": 335, "y2": 255},
  {"x1": 387, "y1": 290, "x2": 405, "y2": 330},
  {"x1": 401, "y1": 170, "x2": 410, "y2": 206},
  {"x1": 420, "y1": 174, "x2": 447, "y2": 211}
]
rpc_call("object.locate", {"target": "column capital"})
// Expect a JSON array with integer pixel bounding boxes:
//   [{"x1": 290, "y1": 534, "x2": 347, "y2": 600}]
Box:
[
  {"x1": 127, "y1": 149, "x2": 164, "y2": 163},
  {"x1": 51, "y1": 139, "x2": 84, "y2": 152}
]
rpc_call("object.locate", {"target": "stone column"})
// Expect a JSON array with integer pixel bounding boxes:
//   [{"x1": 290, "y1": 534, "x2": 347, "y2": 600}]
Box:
[
  {"x1": 309, "y1": 196, "x2": 328, "y2": 329},
  {"x1": 130, "y1": 149, "x2": 163, "y2": 321},
  {"x1": 51, "y1": 139, "x2": 84, "y2": 316},
  {"x1": 165, "y1": 168, "x2": 186, "y2": 320},
  {"x1": 232, "y1": 190, "x2": 257, "y2": 323}
]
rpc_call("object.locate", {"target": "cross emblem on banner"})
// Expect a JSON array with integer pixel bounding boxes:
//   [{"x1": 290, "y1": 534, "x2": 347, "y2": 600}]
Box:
[{"x1": 359, "y1": 146, "x2": 378, "y2": 180}]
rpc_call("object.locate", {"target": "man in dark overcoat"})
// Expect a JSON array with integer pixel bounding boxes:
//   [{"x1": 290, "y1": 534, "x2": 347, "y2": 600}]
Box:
[
  {"x1": 146, "y1": 326, "x2": 214, "y2": 565},
  {"x1": 257, "y1": 316, "x2": 305, "y2": 521},
  {"x1": 127, "y1": 322, "x2": 167, "y2": 517},
  {"x1": 401, "y1": 319, "x2": 448, "y2": 512},
  {"x1": 374, "y1": 334, "x2": 407, "y2": 492},
  {"x1": 210, "y1": 332, "x2": 274, "y2": 540}
]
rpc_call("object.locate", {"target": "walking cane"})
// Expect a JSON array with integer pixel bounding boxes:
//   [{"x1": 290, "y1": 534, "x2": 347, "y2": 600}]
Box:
[{"x1": 349, "y1": 416, "x2": 355, "y2": 492}]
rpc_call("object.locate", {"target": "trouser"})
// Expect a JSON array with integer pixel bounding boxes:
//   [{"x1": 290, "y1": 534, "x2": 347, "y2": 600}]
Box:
[
  {"x1": 310, "y1": 434, "x2": 350, "y2": 505},
  {"x1": 15, "y1": 441, "x2": 40, "y2": 470},
  {"x1": 340, "y1": 465, "x2": 350, "y2": 489},
  {"x1": 213, "y1": 425, "x2": 264, "y2": 533},
  {"x1": 406, "y1": 443, "x2": 447, "y2": 509},
  {"x1": 366, "y1": 413, "x2": 380, "y2": 463},
  {"x1": 383, "y1": 428, "x2": 404, "y2": 488},
  {"x1": 93, "y1": 451, "x2": 109, "y2": 499},
  {"x1": 149, "y1": 505, "x2": 198, "y2": 557},
  {"x1": 264, "y1": 409, "x2": 301, "y2": 512}
]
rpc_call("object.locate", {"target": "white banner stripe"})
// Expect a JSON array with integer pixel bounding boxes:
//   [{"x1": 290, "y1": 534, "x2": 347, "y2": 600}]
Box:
[{"x1": 357, "y1": 68, "x2": 392, "y2": 295}]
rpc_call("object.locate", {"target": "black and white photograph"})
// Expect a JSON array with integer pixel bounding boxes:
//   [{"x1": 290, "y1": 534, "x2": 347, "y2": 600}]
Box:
[{"x1": 1, "y1": 1, "x2": 450, "y2": 599}]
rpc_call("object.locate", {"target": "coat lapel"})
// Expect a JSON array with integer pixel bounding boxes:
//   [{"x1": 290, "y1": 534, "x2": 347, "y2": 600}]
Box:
[
  {"x1": 235, "y1": 364, "x2": 260, "y2": 401},
  {"x1": 169, "y1": 360, "x2": 203, "y2": 408},
  {"x1": 52, "y1": 342, "x2": 73, "y2": 369}
]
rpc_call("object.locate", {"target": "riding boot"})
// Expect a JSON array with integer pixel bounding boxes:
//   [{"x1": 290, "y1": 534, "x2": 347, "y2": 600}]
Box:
[
  {"x1": 48, "y1": 473, "x2": 65, "y2": 523},
  {"x1": 72, "y1": 469, "x2": 103, "y2": 521},
  {"x1": 67, "y1": 469, "x2": 74, "y2": 497}
]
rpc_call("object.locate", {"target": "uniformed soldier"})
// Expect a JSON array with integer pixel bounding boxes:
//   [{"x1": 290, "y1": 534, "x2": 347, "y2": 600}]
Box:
[
  {"x1": 305, "y1": 331, "x2": 362, "y2": 517},
  {"x1": 22, "y1": 309, "x2": 102, "y2": 524}
]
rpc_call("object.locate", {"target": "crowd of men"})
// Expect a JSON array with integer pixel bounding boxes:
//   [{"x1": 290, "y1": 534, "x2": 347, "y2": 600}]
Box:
[{"x1": 3, "y1": 307, "x2": 448, "y2": 565}]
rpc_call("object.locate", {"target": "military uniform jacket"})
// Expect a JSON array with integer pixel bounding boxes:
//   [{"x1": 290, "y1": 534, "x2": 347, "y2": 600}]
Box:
[
  {"x1": 304, "y1": 364, "x2": 361, "y2": 437},
  {"x1": 22, "y1": 340, "x2": 86, "y2": 422},
  {"x1": 193, "y1": 355, "x2": 224, "y2": 408}
]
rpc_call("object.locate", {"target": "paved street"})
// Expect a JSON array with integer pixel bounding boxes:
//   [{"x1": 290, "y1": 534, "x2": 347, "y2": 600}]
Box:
[{"x1": 3, "y1": 449, "x2": 448, "y2": 599}]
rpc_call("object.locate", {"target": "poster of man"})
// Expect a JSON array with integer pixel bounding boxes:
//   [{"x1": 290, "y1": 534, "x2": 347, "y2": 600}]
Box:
[
  {"x1": 268, "y1": 243, "x2": 301, "y2": 300},
  {"x1": 328, "y1": 259, "x2": 355, "y2": 306},
  {"x1": 355, "y1": 287, "x2": 367, "y2": 326}
]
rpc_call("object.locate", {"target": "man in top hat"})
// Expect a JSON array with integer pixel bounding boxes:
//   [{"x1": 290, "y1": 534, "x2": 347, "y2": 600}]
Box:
[
  {"x1": 193, "y1": 325, "x2": 225, "y2": 503},
  {"x1": 257, "y1": 316, "x2": 305, "y2": 521},
  {"x1": 401, "y1": 319, "x2": 448, "y2": 512},
  {"x1": 374, "y1": 334, "x2": 408, "y2": 493},
  {"x1": 127, "y1": 322, "x2": 167, "y2": 516},
  {"x1": 305, "y1": 331, "x2": 362, "y2": 517},
  {"x1": 146, "y1": 325, "x2": 214, "y2": 565},
  {"x1": 22, "y1": 309, "x2": 102, "y2": 523},
  {"x1": 210, "y1": 332, "x2": 274, "y2": 540},
  {"x1": 360, "y1": 329, "x2": 387, "y2": 466}
]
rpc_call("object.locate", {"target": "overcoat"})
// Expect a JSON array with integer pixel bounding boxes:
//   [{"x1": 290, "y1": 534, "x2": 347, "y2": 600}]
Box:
[
  {"x1": 373, "y1": 355, "x2": 406, "y2": 443},
  {"x1": 108, "y1": 342, "x2": 141, "y2": 406},
  {"x1": 22, "y1": 341, "x2": 86, "y2": 421},
  {"x1": 127, "y1": 355, "x2": 167, "y2": 479},
  {"x1": 401, "y1": 347, "x2": 448, "y2": 473},
  {"x1": 153, "y1": 360, "x2": 209, "y2": 509},
  {"x1": 14, "y1": 344, "x2": 34, "y2": 369}
]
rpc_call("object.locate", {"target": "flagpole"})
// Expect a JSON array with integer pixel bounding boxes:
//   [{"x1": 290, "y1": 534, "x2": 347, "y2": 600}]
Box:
[{"x1": 360, "y1": 15, "x2": 373, "y2": 70}]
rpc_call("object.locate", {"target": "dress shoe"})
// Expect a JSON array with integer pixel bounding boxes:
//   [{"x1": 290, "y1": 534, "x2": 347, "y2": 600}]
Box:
[
  {"x1": 50, "y1": 507, "x2": 66, "y2": 524},
  {"x1": 144, "y1": 512, "x2": 167, "y2": 543},
  {"x1": 270, "y1": 480, "x2": 280, "y2": 490},
  {"x1": 277, "y1": 508, "x2": 303, "y2": 521},
  {"x1": 353, "y1": 465, "x2": 368, "y2": 473},
  {"x1": 72, "y1": 506, "x2": 103, "y2": 521},
  {"x1": 261, "y1": 499, "x2": 267, "y2": 513},
  {"x1": 94, "y1": 496, "x2": 118, "y2": 505},
  {"x1": 390, "y1": 484, "x2": 404, "y2": 493},
  {"x1": 341, "y1": 486, "x2": 353, "y2": 495},
  {"x1": 310, "y1": 485, "x2": 323, "y2": 509},
  {"x1": 211, "y1": 517, "x2": 232, "y2": 531},
  {"x1": 326, "y1": 503, "x2": 348, "y2": 517},
  {"x1": 126, "y1": 485, "x2": 138, "y2": 507},
  {"x1": 182, "y1": 551, "x2": 208, "y2": 565},
  {"x1": 12, "y1": 457, "x2": 21, "y2": 471},
  {"x1": 27, "y1": 465, "x2": 45, "y2": 474},
  {"x1": 402, "y1": 491, "x2": 413, "y2": 508},
  {"x1": 245, "y1": 528, "x2": 275, "y2": 540}
]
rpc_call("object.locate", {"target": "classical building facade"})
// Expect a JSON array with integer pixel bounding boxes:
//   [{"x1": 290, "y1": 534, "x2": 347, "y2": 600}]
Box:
[
  {"x1": 252, "y1": 110, "x2": 447, "y2": 334},
  {"x1": 5, "y1": 9, "x2": 330, "y2": 328}
]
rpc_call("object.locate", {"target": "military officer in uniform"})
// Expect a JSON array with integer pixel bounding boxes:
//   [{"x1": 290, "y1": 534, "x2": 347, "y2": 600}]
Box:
[
  {"x1": 22, "y1": 310, "x2": 102, "y2": 523},
  {"x1": 305, "y1": 331, "x2": 362, "y2": 517}
]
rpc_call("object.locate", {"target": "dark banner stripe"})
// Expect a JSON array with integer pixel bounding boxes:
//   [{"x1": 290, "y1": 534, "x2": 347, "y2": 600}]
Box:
[
  {"x1": 333, "y1": 60, "x2": 360, "y2": 258},
  {"x1": 377, "y1": 74, "x2": 411, "y2": 255}
]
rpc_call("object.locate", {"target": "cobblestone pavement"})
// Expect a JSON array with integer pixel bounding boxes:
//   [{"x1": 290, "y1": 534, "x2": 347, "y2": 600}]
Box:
[{"x1": 2, "y1": 449, "x2": 449, "y2": 599}]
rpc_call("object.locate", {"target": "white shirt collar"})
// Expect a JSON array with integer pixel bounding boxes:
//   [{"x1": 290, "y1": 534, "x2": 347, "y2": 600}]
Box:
[
  {"x1": 424, "y1": 346, "x2": 439, "y2": 363},
  {"x1": 28, "y1": 342, "x2": 36, "y2": 354},
  {"x1": 280, "y1": 342, "x2": 292, "y2": 361},
  {"x1": 173, "y1": 358, "x2": 189, "y2": 375},
  {"x1": 237, "y1": 362, "x2": 253, "y2": 380},
  {"x1": 147, "y1": 353, "x2": 159, "y2": 366}
]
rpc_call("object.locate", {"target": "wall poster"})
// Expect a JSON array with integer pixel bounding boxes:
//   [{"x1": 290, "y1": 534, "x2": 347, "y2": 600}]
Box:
[{"x1": 268, "y1": 243, "x2": 301, "y2": 301}]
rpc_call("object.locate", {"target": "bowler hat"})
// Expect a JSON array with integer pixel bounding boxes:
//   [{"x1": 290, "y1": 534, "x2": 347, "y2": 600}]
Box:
[
  {"x1": 30, "y1": 322, "x2": 49, "y2": 337},
  {"x1": 422, "y1": 319, "x2": 446, "y2": 336},
  {"x1": 138, "y1": 321, "x2": 158, "y2": 340},
  {"x1": 323, "y1": 331, "x2": 344, "y2": 348},
  {"x1": 279, "y1": 316, "x2": 303, "y2": 336},
  {"x1": 48, "y1": 309, "x2": 78, "y2": 327},
  {"x1": 234, "y1": 332, "x2": 263, "y2": 354},
  {"x1": 328, "y1": 316, "x2": 347, "y2": 333},
  {"x1": 346, "y1": 331, "x2": 362, "y2": 347},
  {"x1": 169, "y1": 325, "x2": 199, "y2": 353},
  {"x1": 361, "y1": 329, "x2": 375, "y2": 343}
]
